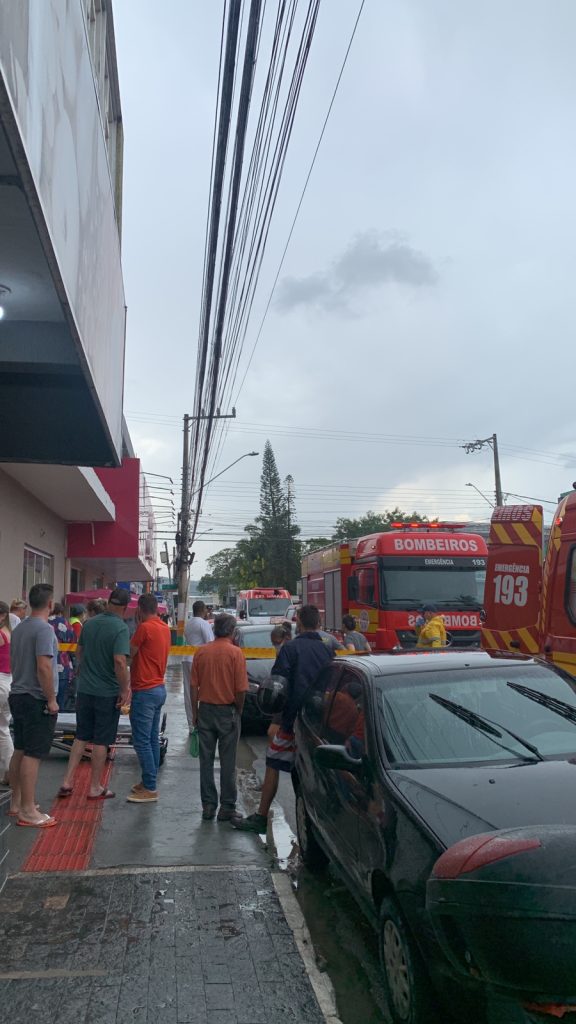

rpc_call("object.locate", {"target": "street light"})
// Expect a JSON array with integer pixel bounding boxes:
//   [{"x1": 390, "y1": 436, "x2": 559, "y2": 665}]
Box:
[
  {"x1": 189, "y1": 451, "x2": 259, "y2": 501},
  {"x1": 466, "y1": 482, "x2": 495, "y2": 509},
  {"x1": 461, "y1": 434, "x2": 503, "y2": 506}
]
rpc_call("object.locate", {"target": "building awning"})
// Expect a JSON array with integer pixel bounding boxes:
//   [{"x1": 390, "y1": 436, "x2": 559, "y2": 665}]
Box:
[{"x1": 2, "y1": 464, "x2": 115, "y2": 522}]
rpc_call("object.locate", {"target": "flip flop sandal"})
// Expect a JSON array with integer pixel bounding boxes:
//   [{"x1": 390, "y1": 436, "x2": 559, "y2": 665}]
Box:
[
  {"x1": 57, "y1": 786, "x2": 73, "y2": 798},
  {"x1": 16, "y1": 815, "x2": 57, "y2": 829},
  {"x1": 8, "y1": 804, "x2": 40, "y2": 817},
  {"x1": 87, "y1": 788, "x2": 115, "y2": 801}
]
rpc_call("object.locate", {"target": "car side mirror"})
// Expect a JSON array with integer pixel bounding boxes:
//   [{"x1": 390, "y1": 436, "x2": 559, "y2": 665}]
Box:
[{"x1": 314, "y1": 744, "x2": 363, "y2": 774}]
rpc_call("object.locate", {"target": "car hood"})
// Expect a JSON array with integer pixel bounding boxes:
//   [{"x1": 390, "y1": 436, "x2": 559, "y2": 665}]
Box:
[{"x1": 390, "y1": 759, "x2": 576, "y2": 849}]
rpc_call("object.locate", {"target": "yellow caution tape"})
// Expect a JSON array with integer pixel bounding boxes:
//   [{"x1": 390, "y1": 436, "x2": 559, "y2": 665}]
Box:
[{"x1": 58, "y1": 643, "x2": 354, "y2": 659}]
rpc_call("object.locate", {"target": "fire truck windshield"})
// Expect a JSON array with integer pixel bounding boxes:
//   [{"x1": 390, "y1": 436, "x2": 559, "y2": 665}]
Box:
[
  {"x1": 248, "y1": 598, "x2": 291, "y2": 616},
  {"x1": 380, "y1": 564, "x2": 485, "y2": 610}
]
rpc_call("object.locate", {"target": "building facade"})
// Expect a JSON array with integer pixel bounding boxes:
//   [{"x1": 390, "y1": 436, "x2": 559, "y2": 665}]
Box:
[
  {"x1": 0, "y1": 0, "x2": 126, "y2": 465},
  {"x1": 0, "y1": 2, "x2": 157, "y2": 603}
]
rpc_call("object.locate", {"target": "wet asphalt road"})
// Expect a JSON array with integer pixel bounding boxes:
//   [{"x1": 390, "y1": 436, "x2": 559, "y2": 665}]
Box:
[{"x1": 242, "y1": 734, "x2": 392, "y2": 1024}]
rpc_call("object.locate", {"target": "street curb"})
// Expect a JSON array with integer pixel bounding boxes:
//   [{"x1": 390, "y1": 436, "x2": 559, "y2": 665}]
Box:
[{"x1": 272, "y1": 872, "x2": 344, "y2": 1024}]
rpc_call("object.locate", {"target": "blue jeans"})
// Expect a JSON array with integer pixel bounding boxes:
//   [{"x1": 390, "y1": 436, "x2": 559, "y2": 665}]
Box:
[{"x1": 130, "y1": 685, "x2": 166, "y2": 791}]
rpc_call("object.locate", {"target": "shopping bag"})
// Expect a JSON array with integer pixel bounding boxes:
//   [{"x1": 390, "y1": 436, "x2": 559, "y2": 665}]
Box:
[{"x1": 189, "y1": 727, "x2": 199, "y2": 757}]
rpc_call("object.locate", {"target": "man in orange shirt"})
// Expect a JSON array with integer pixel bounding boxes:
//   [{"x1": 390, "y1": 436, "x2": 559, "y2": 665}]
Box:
[
  {"x1": 191, "y1": 613, "x2": 248, "y2": 821},
  {"x1": 127, "y1": 594, "x2": 171, "y2": 804}
]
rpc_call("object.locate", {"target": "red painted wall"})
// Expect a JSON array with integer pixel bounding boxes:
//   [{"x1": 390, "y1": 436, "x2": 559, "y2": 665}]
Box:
[{"x1": 67, "y1": 458, "x2": 140, "y2": 557}]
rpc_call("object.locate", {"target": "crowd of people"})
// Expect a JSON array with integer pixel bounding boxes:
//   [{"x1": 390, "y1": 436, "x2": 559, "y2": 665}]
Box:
[
  {"x1": 0, "y1": 580, "x2": 447, "y2": 833},
  {"x1": 0, "y1": 585, "x2": 172, "y2": 826}
]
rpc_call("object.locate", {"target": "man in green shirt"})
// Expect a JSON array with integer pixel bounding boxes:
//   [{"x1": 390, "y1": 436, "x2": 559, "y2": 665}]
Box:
[{"x1": 58, "y1": 588, "x2": 130, "y2": 800}]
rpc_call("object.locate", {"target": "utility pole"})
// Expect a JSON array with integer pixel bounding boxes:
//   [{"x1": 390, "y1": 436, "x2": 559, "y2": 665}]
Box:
[
  {"x1": 174, "y1": 410, "x2": 238, "y2": 642},
  {"x1": 492, "y1": 433, "x2": 503, "y2": 508},
  {"x1": 461, "y1": 433, "x2": 504, "y2": 507},
  {"x1": 175, "y1": 414, "x2": 191, "y2": 643}
]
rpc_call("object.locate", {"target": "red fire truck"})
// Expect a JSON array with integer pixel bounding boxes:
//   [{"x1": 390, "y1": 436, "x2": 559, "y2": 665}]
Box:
[
  {"x1": 236, "y1": 588, "x2": 292, "y2": 624},
  {"x1": 482, "y1": 489, "x2": 576, "y2": 675},
  {"x1": 301, "y1": 523, "x2": 488, "y2": 651}
]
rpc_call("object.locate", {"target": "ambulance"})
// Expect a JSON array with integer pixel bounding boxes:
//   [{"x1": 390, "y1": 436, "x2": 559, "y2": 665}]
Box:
[{"x1": 482, "y1": 488, "x2": 576, "y2": 675}]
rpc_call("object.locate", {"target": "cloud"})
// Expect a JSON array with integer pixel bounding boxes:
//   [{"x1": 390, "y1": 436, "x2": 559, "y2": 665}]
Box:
[{"x1": 276, "y1": 231, "x2": 438, "y2": 313}]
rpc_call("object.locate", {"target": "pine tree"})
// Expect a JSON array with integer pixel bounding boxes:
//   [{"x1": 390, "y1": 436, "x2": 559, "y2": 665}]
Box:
[
  {"x1": 253, "y1": 442, "x2": 300, "y2": 590},
  {"x1": 259, "y1": 441, "x2": 285, "y2": 523}
]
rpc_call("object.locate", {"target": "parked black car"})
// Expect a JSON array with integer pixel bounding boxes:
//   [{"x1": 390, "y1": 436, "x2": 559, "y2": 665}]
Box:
[
  {"x1": 293, "y1": 650, "x2": 576, "y2": 1024},
  {"x1": 233, "y1": 623, "x2": 286, "y2": 730}
]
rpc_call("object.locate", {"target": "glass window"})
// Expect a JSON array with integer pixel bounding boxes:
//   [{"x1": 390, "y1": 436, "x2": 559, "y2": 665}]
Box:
[
  {"x1": 379, "y1": 663, "x2": 576, "y2": 768},
  {"x1": 323, "y1": 671, "x2": 366, "y2": 757},
  {"x1": 348, "y1": 567, "x2": 377, "y2": 608},
  {"x1": 248, "y1": 598, "x2": 291, "y2": 616},
  {"x1": 236, "y1": 627, "x2": 275, "y2": 648},
  {"x1": 70, "y1": 567, "x2": 84, "y2": 593},
  {"x1": 302, "y1": 665, "x2": 341, "y2": 732},
  {"x1": 22, "y1": 546, "x2": 54, "y2": 600},
  {"x1": 380, "y1": 565, "x2": 484, "y2": 610},
  {"x1": 566, "y1": 548, "x2": 576, "y2": 625}
]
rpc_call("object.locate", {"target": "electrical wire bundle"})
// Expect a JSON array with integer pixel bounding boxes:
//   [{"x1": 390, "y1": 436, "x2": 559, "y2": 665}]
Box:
[
  {"x1": 184, "y1": 0, "x2": 367, "y2": 552},
  {"x1": 187, "y1": 0, "x2": 323, "y2": 547}
]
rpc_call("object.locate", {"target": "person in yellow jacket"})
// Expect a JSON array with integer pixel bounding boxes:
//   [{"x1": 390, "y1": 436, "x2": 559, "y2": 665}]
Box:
[{"x1": 416, "y1": 604, "x2": 447, "y2": 648}]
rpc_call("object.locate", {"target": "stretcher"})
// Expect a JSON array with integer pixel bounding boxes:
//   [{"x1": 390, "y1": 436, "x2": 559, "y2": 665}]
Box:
[{"x1": 51, "y1": 710, "x2": 169, "y2": 765}]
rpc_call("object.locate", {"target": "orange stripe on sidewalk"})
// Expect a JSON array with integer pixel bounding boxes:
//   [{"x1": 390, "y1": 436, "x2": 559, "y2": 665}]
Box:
[{"x1": 22, "y1": 757, "x2": 114, "y2": 872}]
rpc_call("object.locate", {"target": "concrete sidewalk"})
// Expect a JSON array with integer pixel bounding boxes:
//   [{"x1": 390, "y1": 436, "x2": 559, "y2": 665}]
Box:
[
  {"x1": 0, "y1": 665, "x2": 336, "y2": 1023},
  {"x1": 0, "y1": 866, "x2": 326, "y2": 1023}
]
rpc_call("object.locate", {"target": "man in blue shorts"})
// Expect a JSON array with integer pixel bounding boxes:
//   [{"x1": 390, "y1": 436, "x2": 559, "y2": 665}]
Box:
[{"x1": 233, "y1": 605, "x2": 333, "y2": 834}]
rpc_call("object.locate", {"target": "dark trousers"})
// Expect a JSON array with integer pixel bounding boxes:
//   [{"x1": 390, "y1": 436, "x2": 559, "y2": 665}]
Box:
[{"x1": 198, "y1": 704, "x2": 240, "y2": 811}]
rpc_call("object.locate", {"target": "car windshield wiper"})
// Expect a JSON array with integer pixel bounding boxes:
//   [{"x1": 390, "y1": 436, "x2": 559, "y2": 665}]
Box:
[
  {"x1": 429, "y1": 693, "x2": 545, "y2": 762},
  {"x1": 507, "y1": 682, "x2": 576, "y2": 725}
]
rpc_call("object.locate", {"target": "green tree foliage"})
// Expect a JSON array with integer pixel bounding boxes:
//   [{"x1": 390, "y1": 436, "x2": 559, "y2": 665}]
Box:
[
  {"x1": 301, "y1": 537, "x2": 333, "y2": 555},
  {"x1": 333, "y1": 508, "x2": 428, "y2": 540},
  {"x1": 199, "y1": 443, "x2": 301, "y2": 596},
  {"x1": 200, "y1": 479, "x2": 431, "y2": 597},
  {"x1": 253, "y1": 442, "x2": 301, "y2": 590}
]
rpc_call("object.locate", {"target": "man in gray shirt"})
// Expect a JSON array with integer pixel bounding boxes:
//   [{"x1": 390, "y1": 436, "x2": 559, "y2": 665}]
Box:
[
  {"x1": 8, "y1": 583, "x2": 59, "y2": 827},
  {"x1": 183, "y1": 600, "x2": 214, "y2": 733}
]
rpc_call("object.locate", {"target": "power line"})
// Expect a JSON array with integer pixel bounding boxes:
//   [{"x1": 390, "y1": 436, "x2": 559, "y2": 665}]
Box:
[{"x1": 234, "y1": 0, "x2": 367, "y2": 401}]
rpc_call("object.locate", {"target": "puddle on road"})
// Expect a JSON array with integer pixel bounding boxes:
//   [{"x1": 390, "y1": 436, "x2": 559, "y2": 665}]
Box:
[{"x1": 270, "y1": 807, "x2": 300, "y2": 872}]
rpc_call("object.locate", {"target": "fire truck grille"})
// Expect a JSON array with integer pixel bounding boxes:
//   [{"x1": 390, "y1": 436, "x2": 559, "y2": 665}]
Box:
[{"x1": 396, "y1": 630, "x2": 481, "y2": 650}]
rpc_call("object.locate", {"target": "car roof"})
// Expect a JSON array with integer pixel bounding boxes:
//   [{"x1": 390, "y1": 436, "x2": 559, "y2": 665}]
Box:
[
  {"x1": 234, "y1": 623, "x2": 274, "y2": 632},
  {"x1": 340, "y1": 649, "x2": 536, "y2": 680}
]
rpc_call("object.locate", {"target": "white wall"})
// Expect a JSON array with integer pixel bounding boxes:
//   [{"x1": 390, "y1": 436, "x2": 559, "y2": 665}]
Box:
[
  {"x1": 0, "y1": 0, "x2": 126, "y2": 460},
  {"x1": 0, "y1": 469, "x2": 67, "y2": 603}
]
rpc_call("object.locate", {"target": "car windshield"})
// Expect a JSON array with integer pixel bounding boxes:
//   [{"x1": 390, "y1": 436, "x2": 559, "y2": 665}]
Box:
[
  {"x1": 380, "y1": 565, "x2": 485, "y2": 609},
  {"x1": 236, "y1": 627, "x2": 275, "y2": 648},
  {"x1": 247, "y1": 598, "x2": 291, "y2": 616},
  {"x1": 379, "y1": 663, "x2": 576, "y2": 767}
]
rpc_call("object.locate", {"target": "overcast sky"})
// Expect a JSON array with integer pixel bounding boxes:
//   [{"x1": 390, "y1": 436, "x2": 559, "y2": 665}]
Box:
[{"x1": 113, "y1": 0, "x2": 576, "y2": 577}]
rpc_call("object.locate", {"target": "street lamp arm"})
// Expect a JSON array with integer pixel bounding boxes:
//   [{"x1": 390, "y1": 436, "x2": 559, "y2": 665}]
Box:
[
  {"x1": 189, "y1": 451, "x2": 259, "y2": 501},
  {"x1": 466, "y1": 482, "x2": 495, "y2": 508}
]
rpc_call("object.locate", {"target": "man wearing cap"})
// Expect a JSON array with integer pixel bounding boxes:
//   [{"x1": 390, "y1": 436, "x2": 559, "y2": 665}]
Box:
[
  {"x1": 58, "y1": 588, "x2": 131, "y2": 800},
  {"x1": 416, "y1": 604, "x2": 447, "y2": 648}
]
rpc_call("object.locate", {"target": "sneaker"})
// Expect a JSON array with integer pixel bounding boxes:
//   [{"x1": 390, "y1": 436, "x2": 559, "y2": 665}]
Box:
[
  {"x1": 217, "y1": 808, "x2": 241, "y2": 823},
  {"x1": 231, "y1": 813, "x2": 267, "y2": 834},
  {"x1": 126, "y1": 788, "x2": 158, "y2": 803},
  {"x1": 202, "y1": 806, "x2": 216, "y2": 820},
  {"x1": 131, "y1": 782, "x2": 145, "y2": 794}
]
